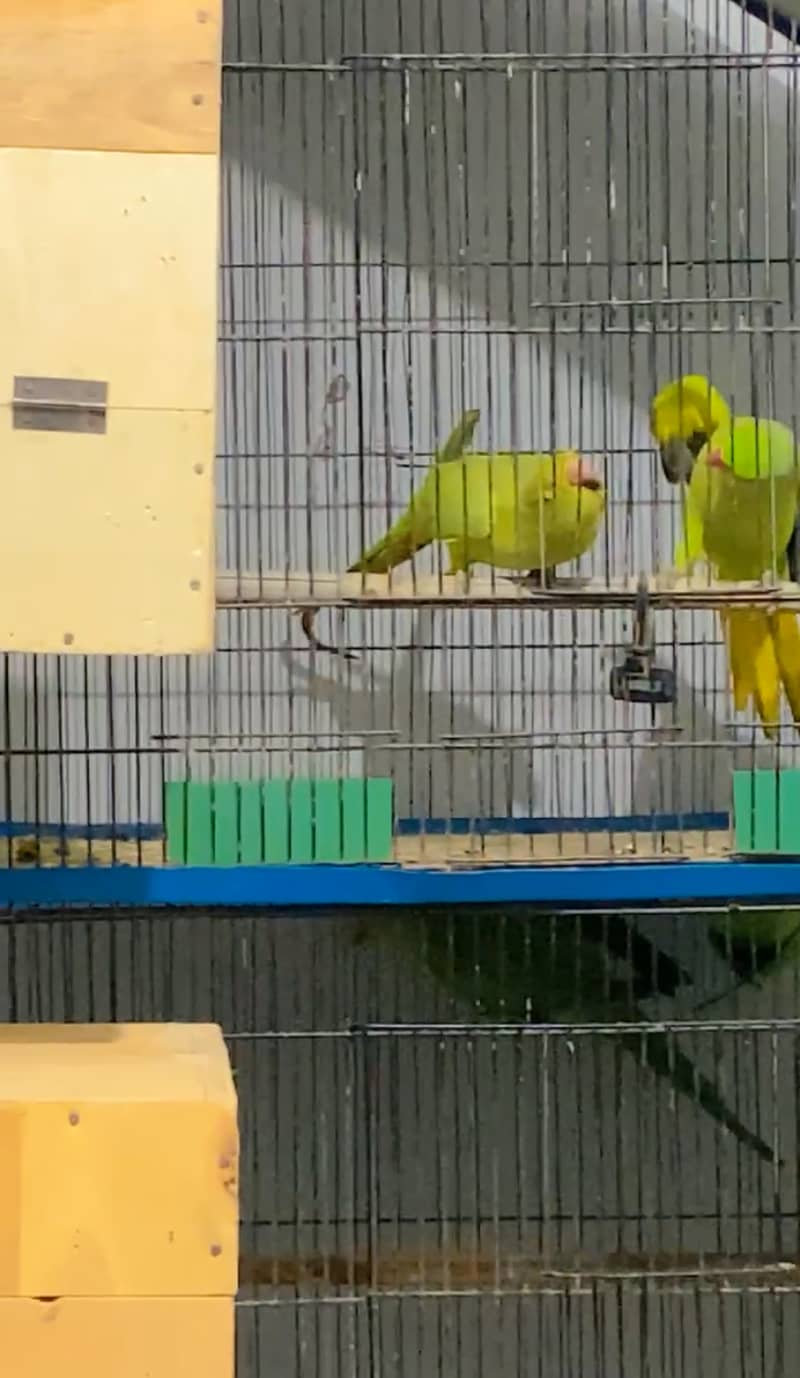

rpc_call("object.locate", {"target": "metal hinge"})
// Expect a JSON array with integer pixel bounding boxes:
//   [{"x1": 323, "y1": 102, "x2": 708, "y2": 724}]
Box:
[{"x1": 12, "y1": 376, "x2": 108, "y2": 435}]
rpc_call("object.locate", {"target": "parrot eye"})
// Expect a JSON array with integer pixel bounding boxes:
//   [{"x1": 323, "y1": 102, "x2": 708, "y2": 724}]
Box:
[{"x1": 686, "y1": 430, "x2": 708, "y2": 458}]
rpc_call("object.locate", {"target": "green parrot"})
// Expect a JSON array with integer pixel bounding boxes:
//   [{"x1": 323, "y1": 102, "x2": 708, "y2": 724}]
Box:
[
  {"x1": 301, "y1": 408, "x2": 605, "y2": 656},
  {"x1": 359, "y1": 908, "x2": 776, "y2": 1164},
  {"x1": 650, "y1": 377, "x2": 800, "y2": 737},
  {"x1": 707, "y1": 907, "x2": 800, "y2": 987}
]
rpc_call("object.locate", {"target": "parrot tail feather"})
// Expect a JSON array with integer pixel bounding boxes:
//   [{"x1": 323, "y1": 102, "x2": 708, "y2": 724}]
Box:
[
  {"x1": 720, "y1": 609, "x2": 755, "y2": 712},
  {"x1": 435, "y1": 408, "x2": 481, "y2": 465},
  {"x1": 624, "y1": 1031, "x2": 777, "y2": 1164},
  {"x1": 769, "y1": 609, "x2": 800, "y2": 729},
  {"x1": 299, "y1": 608, "x2": 358, "y2": 660},
  {"x1": 348, "y1": 531, "x2": 421, "y2": 574},
  {"x1": 722, "y1": 609, "x2": 781, "y2": 736},
  {"x1": 348, "y1": 503, "x2": 435, "y2": 575}
]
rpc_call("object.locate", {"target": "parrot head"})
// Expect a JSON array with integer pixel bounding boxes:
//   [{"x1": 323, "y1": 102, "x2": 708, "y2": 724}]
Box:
[{"x1": 649, "y1": 375, "x2": 731, "y2": 484}]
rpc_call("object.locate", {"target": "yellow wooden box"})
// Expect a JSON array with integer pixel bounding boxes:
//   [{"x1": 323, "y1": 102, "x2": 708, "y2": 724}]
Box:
[
  {"x1": 0, "y1": 1023, "x2": 238, "y2": 1297},
  {"x1": 0, "y1": 1, "x2": 221, "y2": 653},
  {"x1": 0, "y1": 1296, "x2": 234, "y2": 1378}
]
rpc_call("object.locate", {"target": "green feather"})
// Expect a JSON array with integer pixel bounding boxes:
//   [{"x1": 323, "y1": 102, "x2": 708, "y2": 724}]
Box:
[
  {"x1": 366, "y1": 908, "x2": 777, "y2": 1164},
  {"x1": 718, "y1": 417, "x2": 800, "y2": 481}
]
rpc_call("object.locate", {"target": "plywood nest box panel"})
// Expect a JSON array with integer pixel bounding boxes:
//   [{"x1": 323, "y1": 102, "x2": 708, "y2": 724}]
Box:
[{"x1": 0, "y1": 1, "x2": 221, "y2": 654}]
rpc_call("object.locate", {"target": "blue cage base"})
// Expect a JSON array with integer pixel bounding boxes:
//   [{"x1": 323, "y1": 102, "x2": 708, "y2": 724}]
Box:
[{"x1": 0, "y1": 811, "x2": 799, "y2": 909}]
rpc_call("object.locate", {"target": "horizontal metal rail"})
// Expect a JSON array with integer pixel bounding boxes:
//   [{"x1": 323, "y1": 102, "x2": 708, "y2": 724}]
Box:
[{"x1": 214, "y1": 570, "x2": 800, "y2": 611}]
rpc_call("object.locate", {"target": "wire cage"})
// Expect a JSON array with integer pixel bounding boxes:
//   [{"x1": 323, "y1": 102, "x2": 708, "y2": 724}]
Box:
[
  {"x1": 3, "y1": 1, "x2": 800, "y2": 908},
  {"x1": 5, "y1": 902, "x2": 800, "y2": 1377},
  {"x1": 7, "y1": 6, "x2": 800, "y2": 1376}
]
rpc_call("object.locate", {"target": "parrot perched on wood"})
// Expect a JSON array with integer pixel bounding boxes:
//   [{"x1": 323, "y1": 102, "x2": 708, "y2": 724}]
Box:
[
  {"x1": 358, "y1": 907, "x2": 776, "y2": 1164},
  {"x1": 650, "y1": 375, "x2": 800, "y2": 737},
  {"x1": 301, "y1": 408, "x2": 606, "y2": 656}
]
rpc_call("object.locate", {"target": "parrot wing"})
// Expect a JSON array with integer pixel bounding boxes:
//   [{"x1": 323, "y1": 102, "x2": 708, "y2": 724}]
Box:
[
  {"x1": 479, "y1": 451, "x2": 599, "y2": 571},
  {"x1": 396, "y1": 451, "x2": 558, "y2": 569}
]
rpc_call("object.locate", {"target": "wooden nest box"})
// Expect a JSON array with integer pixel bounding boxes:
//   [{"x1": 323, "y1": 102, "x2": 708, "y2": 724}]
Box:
[
  {"x1": 0, "y1": 1023, "x2": 238, "y2": 1377},
  {"x1": 0, "y1": 1, "x2": 221, "y2": 654}
]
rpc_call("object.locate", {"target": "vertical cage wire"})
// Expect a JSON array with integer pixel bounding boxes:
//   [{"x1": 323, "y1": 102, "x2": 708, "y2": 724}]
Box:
[
  {"x1": 1, "y1": 1, "x2": 799, "y2": 874},
  {"x1": 5, "y1": 3, "x2": 800, "y2": 1372},
  {"x1": 3, "y1": 905, "x2": 800, "y2": 1377}
]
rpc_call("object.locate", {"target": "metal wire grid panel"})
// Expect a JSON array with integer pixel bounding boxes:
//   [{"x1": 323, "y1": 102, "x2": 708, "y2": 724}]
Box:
[
  {"x1": 4, "y1": 904, "x2": 800, "y2": 1377},
  {"x1": 3, "y1": 0, "x2": 800, "y2": 893},
  {"x1": 217, "y1": 11, "x2": 800, "y2": 870},
  {"x1": 0, "y1": 0, "x2": 793, "y2": 887}
]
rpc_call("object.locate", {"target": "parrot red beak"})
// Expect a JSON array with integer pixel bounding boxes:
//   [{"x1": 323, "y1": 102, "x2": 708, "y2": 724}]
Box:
[{"x1": 565, "y1": 456, "x2": 603, "y2": 491}]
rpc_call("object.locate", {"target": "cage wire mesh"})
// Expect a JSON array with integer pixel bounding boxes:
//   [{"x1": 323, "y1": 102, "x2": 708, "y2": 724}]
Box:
[
  {"x1": 211, "y1": 0, "x2": 800, "y2": 868},
  {"x1": 4, "y1": 0, "x2": 800, "y2": 870},
  {"x1": 3, "y1": 904, "x2": 800, "y2": 1376},
  {"x1": 4, "y1": 0, "x2": 800, "y2": 1375}
]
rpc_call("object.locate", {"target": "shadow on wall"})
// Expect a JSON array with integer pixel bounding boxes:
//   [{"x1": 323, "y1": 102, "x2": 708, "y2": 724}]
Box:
[
  {"x1": 631, "y1": 667, "x2": 778, "y2": 818},
  {"x1": 279, "y1": 606, "x2": 540, "y2": 817},
  {"x1": 280, "y1": 627, "x2": 777, "y2": 824},
  {"x1": 222, "y1": 0, "x2": 800, "y2": 429}
]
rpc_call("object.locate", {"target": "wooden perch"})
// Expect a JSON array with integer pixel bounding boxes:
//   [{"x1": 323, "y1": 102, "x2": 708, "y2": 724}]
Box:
[{"x1": 214, "y1": 570, "x2": 800, "y2": 612}]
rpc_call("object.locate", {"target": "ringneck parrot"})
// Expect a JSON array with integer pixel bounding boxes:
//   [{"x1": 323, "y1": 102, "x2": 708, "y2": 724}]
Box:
[
  {"x1": 301, "y1": 409, "x2": 605, "y2": 656},
  {"x1": 650, "y1": 376, "x2": 800, "y2": 737},
  {"x1": 357, "y1": 907, "x2": 776, "y2": 1163}
]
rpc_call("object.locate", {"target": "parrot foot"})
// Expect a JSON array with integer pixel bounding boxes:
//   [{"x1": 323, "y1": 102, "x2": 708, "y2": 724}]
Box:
[
  {"x1": 446, "y1": 569, "x2": 472, "y2": 595},
  {"x1": 509, "y1": 568, "x2": 562, "y2": 590},
  {"x1": 655, "y1": 561, "x2": 701, "y2": 588}
]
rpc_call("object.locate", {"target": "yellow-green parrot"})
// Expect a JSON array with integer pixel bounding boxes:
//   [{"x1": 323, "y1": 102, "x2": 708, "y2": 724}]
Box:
[
  {"x1": 650, "y1": 376, "x2": 800, "y2": 737},
  {"x1": 301, "y1": 408, "x2": 606, "y2": 656}
]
